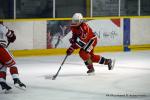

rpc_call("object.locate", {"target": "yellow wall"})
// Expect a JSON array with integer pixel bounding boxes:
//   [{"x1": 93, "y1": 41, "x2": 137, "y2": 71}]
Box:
[{"x1": 11, "y1": 45, "x2": 150, "y2": 57}]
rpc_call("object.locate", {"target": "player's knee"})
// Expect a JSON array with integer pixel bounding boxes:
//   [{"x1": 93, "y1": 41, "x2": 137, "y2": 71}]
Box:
[
  {"x1": 79, "y1": 49, "x2": 90, "y2": 61},
  {"x1": 5, "y1": 59, "x2": 16, "y2": 68},
  {"x1": 91, "y1": 55, "x2": 100, "y2": 63}
]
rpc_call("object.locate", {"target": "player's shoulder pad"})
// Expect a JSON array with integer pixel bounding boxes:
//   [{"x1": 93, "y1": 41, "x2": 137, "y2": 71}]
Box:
[{"x1": 81, "y1": 22, "x2": 89, "y2": 30}]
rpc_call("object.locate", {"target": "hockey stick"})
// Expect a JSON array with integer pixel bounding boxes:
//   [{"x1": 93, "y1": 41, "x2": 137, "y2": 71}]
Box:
[
  {"x1": 6, "y1": 41, "x2": 10, "y2": 48},
  {"x1": 52, "y1": 55, "x2": 68, "y2": 80}
]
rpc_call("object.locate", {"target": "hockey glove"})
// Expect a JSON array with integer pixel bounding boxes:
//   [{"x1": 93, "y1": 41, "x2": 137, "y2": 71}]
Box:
[
  {"x1": 66, "y1": 47, "x2": 74, "y2": 56},
  {"x1": 69, "y1": 37, "x2": 76, "y2": 44},
  {"x1": 6, "y1": 30, "x2": 16, "y2": 43}
]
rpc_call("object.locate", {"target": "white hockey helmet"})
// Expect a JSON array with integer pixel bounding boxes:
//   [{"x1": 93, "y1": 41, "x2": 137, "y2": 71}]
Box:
[{"x1": 72, "y1": 13, "x2": 83, "y2": 25}]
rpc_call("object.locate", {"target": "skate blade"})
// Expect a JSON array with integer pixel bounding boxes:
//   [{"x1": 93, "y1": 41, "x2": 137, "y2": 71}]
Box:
[
  {"x1": 111, "y1": 59, "x2": 116, "y2": 70},
  {"x1": 15, "y1": 84, "x2": 26, "y2": 91},
  {"x1": 2, "y1": 89, "x2": 13, "y2": 94}
]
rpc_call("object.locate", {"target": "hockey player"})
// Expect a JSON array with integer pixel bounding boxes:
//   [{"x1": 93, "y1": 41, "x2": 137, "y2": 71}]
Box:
[
  {"x1": 0, "y1": 21, "x2": 26, "y2": 92},
  {"x1": 66, "y1": 13, "x2": 115, "y2": 74}
]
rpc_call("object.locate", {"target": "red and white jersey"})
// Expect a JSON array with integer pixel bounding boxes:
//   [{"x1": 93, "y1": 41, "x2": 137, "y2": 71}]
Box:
[
  {"x1": 0, "y1": 24, "x2": 16, "y2": 67},
  {"x1": 70, "y1": 22, "x2": 97, "y2": 50},
  {"x1": 0, "y1": 47, "x2": 16, "y2": 67},
  {"x1": 0, "y1": 24, "x2": 9, "y2": 47}
]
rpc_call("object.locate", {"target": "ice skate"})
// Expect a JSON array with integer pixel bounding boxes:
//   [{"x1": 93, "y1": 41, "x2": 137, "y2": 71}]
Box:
[
  {"x1": 107, "y1": 59, "x2": 115, "y2": 70},
  {"x1": 0, "y1": 82, "x2": 12, "y2": 93},
  {"x1": 87, "y1": 68, "x2": 95, "y2": 75},
  {"x1": 14, "y1": 78, "x2": 26, "y2": 90}
]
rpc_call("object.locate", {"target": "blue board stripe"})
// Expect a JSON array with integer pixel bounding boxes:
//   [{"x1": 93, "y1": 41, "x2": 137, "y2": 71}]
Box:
[{"x1": 123, "y1": 18, "x2": 130, "y2": 51}]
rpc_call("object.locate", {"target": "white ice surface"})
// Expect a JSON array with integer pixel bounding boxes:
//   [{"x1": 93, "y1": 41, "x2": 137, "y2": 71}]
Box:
[{"x1": 0, "y1": 50, "x2": 150, "y2": 100}]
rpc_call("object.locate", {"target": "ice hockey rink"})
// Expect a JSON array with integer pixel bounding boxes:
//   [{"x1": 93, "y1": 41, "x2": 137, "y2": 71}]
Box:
[{"x1": 0, "y1": 50, "x2": 150, "y2": 100}]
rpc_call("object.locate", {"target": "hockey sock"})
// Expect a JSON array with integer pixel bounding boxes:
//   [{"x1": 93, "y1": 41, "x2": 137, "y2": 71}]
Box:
[
  {"x1": 0, "y1": 66, "x2": 6, "y2": 83},
  {"x1": 84, "y1": 58, "x2": 94, "y2": 69},
  {"x1": 99, "y1": 57, "x2": 110, "y2": 65},
  {"x1": 0, "y1": 72, "x2": 6, "y2": 82},
  {"x1": 10, "y1": 66, "x2": 19, "y2": 79}
]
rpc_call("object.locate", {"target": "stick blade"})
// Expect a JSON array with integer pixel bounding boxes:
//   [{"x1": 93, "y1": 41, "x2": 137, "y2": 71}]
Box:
[
  {"x1": 44, "y1": 75, "x2": 53, "y2": 79},
  {"x1": 44, "y1": 74, "x2": 57, "y2": 80},
  {"x1": 52, "y1": 75, "x2": 57, "y2": 80}
]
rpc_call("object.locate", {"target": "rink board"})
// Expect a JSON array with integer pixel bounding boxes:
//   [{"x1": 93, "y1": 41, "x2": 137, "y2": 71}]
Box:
[{"x1": 1, "y1": 16, "x2": 150, "y2": 57}]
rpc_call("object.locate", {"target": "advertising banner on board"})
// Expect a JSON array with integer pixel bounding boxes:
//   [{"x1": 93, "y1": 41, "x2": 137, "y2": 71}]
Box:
[{"x1": 47, "y1": 19, "x2": 123, "y2": 48}]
